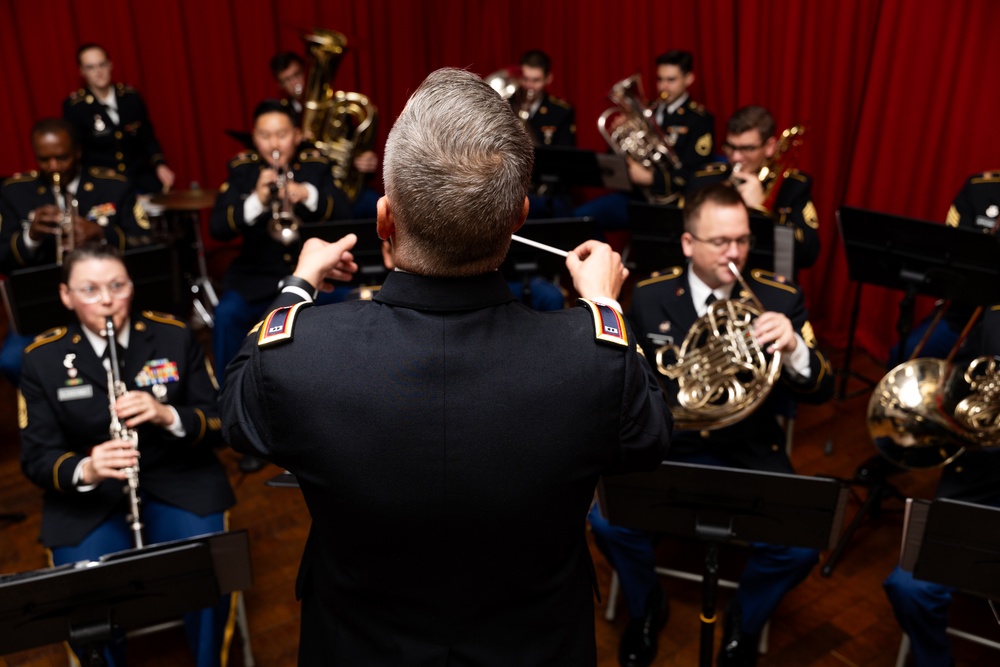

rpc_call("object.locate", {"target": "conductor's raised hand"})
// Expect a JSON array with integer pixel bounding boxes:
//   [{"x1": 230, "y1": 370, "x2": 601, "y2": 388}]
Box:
[
  {"x1": 566, "y1": 240, "x2": 629, "y2": 301},
  {"x1": 293, "y1": 234, "x2": 359, "y2": 292}
]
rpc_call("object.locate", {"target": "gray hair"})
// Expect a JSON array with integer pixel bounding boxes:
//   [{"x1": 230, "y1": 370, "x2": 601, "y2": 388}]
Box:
[{"x1": 383, "y1": 68, "x2": 534, "y2": 276}]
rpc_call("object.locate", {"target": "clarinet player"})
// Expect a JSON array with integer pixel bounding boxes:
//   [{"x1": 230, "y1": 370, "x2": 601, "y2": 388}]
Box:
[{"x1": 18, "y1": 243, "x2": 236, "y2": 667}]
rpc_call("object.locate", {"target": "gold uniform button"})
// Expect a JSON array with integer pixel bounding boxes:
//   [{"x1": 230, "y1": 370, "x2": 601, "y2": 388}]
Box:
[
  {"x1": 118, "y1": 163, "x2": 126, "y2": 172},
  {"x1": 115, "y1": 131, "x2": 123, "y2": 139},
  {"x1": 771, "y1": 444, "x2": 780, "y2": 452},
  {"x1": 115, "y1": 151, "x2": 124, "y2": 159},
  {"x1": 283, "y1": 253, "x2": 292, "y2": 262},
  {"x1": 700, "y1": 430, "x2": 710, "y2": 439}
]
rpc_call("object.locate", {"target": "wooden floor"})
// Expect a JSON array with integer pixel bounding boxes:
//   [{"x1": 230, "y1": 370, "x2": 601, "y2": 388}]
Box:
[{"x1": 2, "y1": 344, "x2": 999, "y2": 666}]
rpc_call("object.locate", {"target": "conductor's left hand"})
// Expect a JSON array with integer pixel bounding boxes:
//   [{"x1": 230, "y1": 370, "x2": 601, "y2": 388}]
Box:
[{"x1": 293, "y1": 234, "x2": 359, "y2": 293}]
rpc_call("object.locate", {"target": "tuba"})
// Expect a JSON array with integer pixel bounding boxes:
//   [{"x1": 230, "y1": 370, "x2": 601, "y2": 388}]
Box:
[
  {"x1": 51, "y1": 172, "x2": 77, "y2": 266},
  {"x1": 654, "y1": 262, "x2": 782, "y2": 430},
  {"x1": 105, "y1": 316, "x2": 143, "y2": 548},
  {"x1": 301, "y1": 29, "x2": 378, "y2": 203},
  {"x1": 485, "y1": 67, "x2": 539, "y2": 145},
  {"x1": 598, "y1": 75, "x2": 683, "y2": 204},
  {"x1": 867, "y1": 307, "x2": 1000, "y2": 469}
]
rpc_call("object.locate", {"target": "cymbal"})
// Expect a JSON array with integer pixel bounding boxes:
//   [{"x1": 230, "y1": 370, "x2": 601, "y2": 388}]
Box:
[{"x1": 150, "y1": 188, "x2": 218, "y2": 211}]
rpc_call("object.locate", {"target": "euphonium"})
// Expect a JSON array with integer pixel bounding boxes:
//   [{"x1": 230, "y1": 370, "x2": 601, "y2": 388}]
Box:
[
  {"x1": 597, "y1": 74, "x2": 683, "y2": 204},
  {"x1": 654, "y1": 262, "x2": 782, "y2": 430},
  {"x1": 266, "y1": 150, "x2": 303, "y2": 246},
  {"x1": 105, "y1": 316, "x2": 143, "y2": 548},
  {"x1": 51, "y1": 172, "x2": 77, "y2": 266},
  {"x1": 301, "y1": 29, "x2": 378, "y2": 203},
  {"x1": 485, "y1": 67, "x2": 539, "y2": 145}
]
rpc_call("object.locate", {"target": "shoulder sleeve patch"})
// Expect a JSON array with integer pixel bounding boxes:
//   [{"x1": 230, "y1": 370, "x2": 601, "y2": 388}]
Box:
[
  {"x1": 636, "y1": 266, "x2": 683, "y2": 288},
  {"x1": 142, "y1": 310, "x2": 187, "y2": 328},
  {"x1": 695, "y1": 133, "x2": 713, "y2": 156},
  {"x1": 258, "y1": 301, "x2": 311, "y2": 347},
  {"x1": 945, "y1": 205, "x2": 960, "y2": 227},
  {"x1": 577, "y1": 298, "x2": 628, "y2": 348},
  {"x1": 25, "y1": 327, "x2": 67, "y2": 354}
]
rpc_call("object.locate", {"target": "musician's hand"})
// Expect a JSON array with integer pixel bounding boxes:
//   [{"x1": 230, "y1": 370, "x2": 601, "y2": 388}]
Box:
[
  {"x1": 735, "y1": 174, "x2": 766, "y2": 209},
  {"x1": 282, "y1": 181, "x2": 310, "y2": 206},
  {"x1": 627, "y1": 158, "x2": 654, "y2": 186},
  {"x1": 255, "y1": 169, "x2": 278, "y2": 204},
  {"x1": 754, "y1": 311, "x2": 797, "y2": 355},
  {"x1": 27, "y1": 205, "x2": 62, "y2": 241},
  {"x1": 294, "y1": 235, "x2": 359, "y2": 292},
  {"x1": 354, "y1": 150, "x2": 379, "y2": 174},
  {"x1": 115, "y1": 390, "x2": 174, "y2": 428},
  {"x1": 156, "y1": 164, "x2": 176, "y2": 193},
  {"x1": 81, "y1": 439, "x2": 140, "y2": 484},
  {"x1": 567, "y1": 240, "x2": 629, "y2": 301},
  {"x1": 73, "y1": 217, "x2": 104, "y2": 244}
]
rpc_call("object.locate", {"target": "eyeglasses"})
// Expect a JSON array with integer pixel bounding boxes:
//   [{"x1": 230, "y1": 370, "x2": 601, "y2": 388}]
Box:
[
  {"x1": 689, "y1": 233, "x2": 755, "y2": 249},
  {"x1": 69, "y1": 280, "x2": 133, "y2": 304},
  {"x1": 722, "y1": 141, "x2": 763, "y2": 153}
]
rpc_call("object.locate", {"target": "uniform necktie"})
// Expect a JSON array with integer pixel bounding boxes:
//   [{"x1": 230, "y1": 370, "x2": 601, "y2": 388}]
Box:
[{"x1": 705, "y1": 293, "x2": 718, "y2": 307}]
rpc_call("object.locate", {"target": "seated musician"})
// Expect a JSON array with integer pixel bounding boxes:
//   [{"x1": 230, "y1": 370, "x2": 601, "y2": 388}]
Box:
[
  {"x1": 271, "y1": 51, "x2": 382, "y2": 218},
  {"x1": 209, "y1": 100, "x2": 351, "y2": 388},
  {"x1": 574, "y1": 49, "x2": 716, "y2": 228},
  {"x1": 63, "y1": 43, "x2": 176, "y2": 194},
  {"x1": 689, "y1": 105, "x2": 819, "y2": 274},
  {"x1": 588, "y1": 184, "x2": 833, "y2": 667},
  {"x1": 883, "y1": 304, "x2": 1000, "y2": 667},
  {"x1": 0, "y1": 118, "x2": 149, "y2": 385},
  {"x1": 18, "y1": 243, "x2": 236, "y2": 666}
]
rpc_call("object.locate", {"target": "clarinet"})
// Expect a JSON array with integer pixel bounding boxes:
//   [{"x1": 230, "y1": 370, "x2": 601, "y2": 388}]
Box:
[{"x1": 105, "y1": 316, "x2": 144, "y2": 548}]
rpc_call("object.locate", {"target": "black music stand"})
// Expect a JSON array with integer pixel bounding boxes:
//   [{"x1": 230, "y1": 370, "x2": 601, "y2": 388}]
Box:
[
  {"x1": 0, "y1": 530, "x2": 252, "y2": 664},
  {"x1": 298, "y1": 218, "x2": 387, "y2": 286},
  {"x1": 502, "y1": 217, "x2": 598, "y2": 303},
  {"x1": 1, "y1": 244, "x2": 184, "y2": 337},
  {"x1": 532, "y1": 146, "x2": 631, "y2": 193},
  {"x1": 900, "y1": 498, "x2": 1000, "y2": 600},
  {"x1": 822, "y1": 208, "x2": 1000, "y2": 575},
  {"x1": 598, "y1": 462, "x2": 848, "y2": 667},
  {"x1": 624, "y1": 202, "x2": 777, "y2": 280}
]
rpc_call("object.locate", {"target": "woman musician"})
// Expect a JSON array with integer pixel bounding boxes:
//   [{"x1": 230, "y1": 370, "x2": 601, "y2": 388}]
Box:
[{"x1": 19, "y1": 243, "x2": 236, "y2": 667}]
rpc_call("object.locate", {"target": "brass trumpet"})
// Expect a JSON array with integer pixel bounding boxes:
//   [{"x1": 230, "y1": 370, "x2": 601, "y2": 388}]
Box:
[
  {"x1": 266, "y1": 150, "x2": 302, "y2": 246},
  {"x1": 51, "y1": 172, "x2": 77, "y2": 266}
]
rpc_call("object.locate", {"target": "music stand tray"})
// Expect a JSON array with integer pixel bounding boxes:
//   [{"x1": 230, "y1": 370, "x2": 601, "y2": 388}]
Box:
[
  {"x1": 0, "y1": 530, "x2": 251, "y2": 657},
  {"x1": 598, "y1": 462, "x2": 847, "y2": 667},
  {"x1": 900, "y1": 498, "x2": 1000, "y2": 599},
  {"x1": 532, "y1": 146, "x2": 631, "y2": 191}
]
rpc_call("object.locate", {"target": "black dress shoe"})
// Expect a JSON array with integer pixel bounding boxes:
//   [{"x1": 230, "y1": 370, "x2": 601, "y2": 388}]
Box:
[
  {"x1": 237, "y1": 454, "x2": 266, "y2": 473},
  {"x1": 718, "y1": 600, "x2": 758, "y2": 667},
  {"x1": 618, "y1": 586, "x2": 668, "y2": 667}
]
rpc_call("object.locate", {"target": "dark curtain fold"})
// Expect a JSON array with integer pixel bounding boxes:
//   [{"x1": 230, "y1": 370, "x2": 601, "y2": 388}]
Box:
[{"x1": 2, "y1": 0, "x2": 999, "y2": 360}]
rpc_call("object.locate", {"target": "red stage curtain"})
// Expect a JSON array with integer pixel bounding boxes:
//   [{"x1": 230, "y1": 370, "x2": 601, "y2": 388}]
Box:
[{"x1": 2, "y1": 0, "x2": 999, "y2": 361}]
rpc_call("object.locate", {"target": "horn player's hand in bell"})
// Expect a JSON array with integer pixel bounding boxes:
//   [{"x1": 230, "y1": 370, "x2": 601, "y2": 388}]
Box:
[
  {"x1": 566, "y1": 240, "x2": 629, "y2": 302},
  {"x1": 753, "y1": 312, "x2": 797, "y2": 355}
]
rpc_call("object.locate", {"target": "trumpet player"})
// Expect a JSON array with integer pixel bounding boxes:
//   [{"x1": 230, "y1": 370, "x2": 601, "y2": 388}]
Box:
[
  {"x1": 19, "y1": 243, "x2": 236, "y2": 667},
  {"x1": 209, "y1": 100, "x2": 351, "y2": 425},
  {"x1": 0, "y1": 118, "x2": 149, "y2": 385},
  {"x1": 589, "y1": 184, "x2": 833, "y2": 667}
]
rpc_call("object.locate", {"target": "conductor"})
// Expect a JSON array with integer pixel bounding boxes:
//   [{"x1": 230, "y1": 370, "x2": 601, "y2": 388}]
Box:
[{"x1": 221, "y1": 68, "x2": 672, "y2": 666}]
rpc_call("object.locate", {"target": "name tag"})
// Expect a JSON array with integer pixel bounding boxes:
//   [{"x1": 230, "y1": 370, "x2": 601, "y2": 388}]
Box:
[{"x1": 57, "y1": 385, "x2": 94, "y2": 402}]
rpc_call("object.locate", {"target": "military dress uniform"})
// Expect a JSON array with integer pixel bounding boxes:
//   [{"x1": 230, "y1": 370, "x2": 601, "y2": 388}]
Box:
[
  {"x1": 946, "y1": 170, "x2": 1000, "y2": 233},
  {"x1": 521, "y1": 92, "x2": 576, "y2": 147},
  {"x1": 19, "y1": 310, "x2": 236, "y2": 666},
  {"x1": 653, "y1": 94, "x2": 716, "y2": 191},
  {"x1": 209, "y1": 147, "x2": 351, "y2": 383},
  {"x1": 63, "y1": 84, "x2": 170, "y2": 194},
  {"x1": 221, "y1": 270, "x2": 672, "y2": 666},
  {"x1": 0, "y1": 168, "x2": 150, "y2": 384},
  {"x1": 589, "y1": 266, "x2": 833, "y2": 663},
  {"x1": 884, "y1": 304, "x2": 1000, "y2": 667}
]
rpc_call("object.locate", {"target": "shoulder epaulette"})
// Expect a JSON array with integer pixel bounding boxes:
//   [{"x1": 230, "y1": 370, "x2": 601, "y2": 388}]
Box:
[
  {"x1": 229, "y1": 151, "x2": 259, "y2": 168},
  {"x1": 142, "y1": 310, "x2": 187, "y2": 328},
  {"x1": 577, "y1": 298, "x2": 628, "y2": 348},
  {"x1": 750, "y1": 268, "x2": 797, "y2": 294},
  {"x1": 67, "y1": 88, "x2": 88, "y2": 104},
  {"x1": 24, "y1": 327, "x2": 67, "y2": 354},
  {"x1": 116, "y1": 83, "x2": 137, "y2": 94},
  {"x1": 783, "y1": 169, "x2": 808, "y2": 182},
  {"x1": 88, "y1": 166, "x2": 127, "y2": 182},
  {"x1": 636, "y1": 266, "x2": 684, "y2": 288},
  {"x1": 548, "y1": 95, "x2": 571, "y2": 110},
  {"x1": 687, "y1": 101, "x2": 708, "y2": 116},
  {"x1": 298, "y1": 148, "x2": 328, "y2": 163},
  {"x1": 2, "y1": 172, "x2": 39, "y2": 187},
  {"x1": 971, "y1": 171, "x2": 1000, "y2": 184},
  {"x1": 694, "y1": 162, "x2": 728, "y2": 178},
  {"x1": 990, "y1": 304, "x2": 1000, "y2": 312},
  {"x1": 258, "y1": 301, "x2": 311, "y2": 347}
]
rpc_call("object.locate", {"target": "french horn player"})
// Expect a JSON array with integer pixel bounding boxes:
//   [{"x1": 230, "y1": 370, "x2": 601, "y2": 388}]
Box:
[{"x1": 588, "y1": 184, "x2": 833, "y2": 667}]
